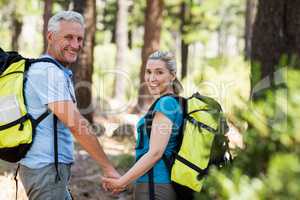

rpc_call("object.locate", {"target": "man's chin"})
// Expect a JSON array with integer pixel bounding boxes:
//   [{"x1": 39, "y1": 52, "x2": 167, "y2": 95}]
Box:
[{"x1": 66, "y1": 57, "x2": 78, "y2": 64}]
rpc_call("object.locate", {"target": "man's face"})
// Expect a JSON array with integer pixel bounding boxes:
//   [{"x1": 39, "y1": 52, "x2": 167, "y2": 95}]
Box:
[{"x1": 47, "y1": 20, "x2": 84, "y2": 65}]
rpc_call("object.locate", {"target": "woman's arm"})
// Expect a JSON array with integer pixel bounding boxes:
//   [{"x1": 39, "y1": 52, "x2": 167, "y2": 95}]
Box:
[{"x1": 102, "y1": 111, "x2": 173, "y2": 189}]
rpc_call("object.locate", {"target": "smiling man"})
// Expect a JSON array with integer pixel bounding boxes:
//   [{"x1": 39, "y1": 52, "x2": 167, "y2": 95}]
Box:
[{"x1": 19, "y1": 11, "x2": 119, "y2": 200}]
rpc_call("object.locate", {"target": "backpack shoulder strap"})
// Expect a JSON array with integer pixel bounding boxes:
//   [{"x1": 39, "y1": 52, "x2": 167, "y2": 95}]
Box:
[
  {"x1": 28, "y1": 57, "x2": 63, "y2": 70},
  {"x1": 28, "y1": 57, "x2": 63, "y2": 182},
  {"x1": 143, "y1": 94, "x2": 184, "y2": 200},
  {"x1": 144, "y1": 94, "x2": 183, "y2": 137}
]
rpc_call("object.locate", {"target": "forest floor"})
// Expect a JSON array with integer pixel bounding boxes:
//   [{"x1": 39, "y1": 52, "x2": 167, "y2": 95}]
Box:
[{"x1": 0, "y1": 114, "x2": 139, "y2": 200}]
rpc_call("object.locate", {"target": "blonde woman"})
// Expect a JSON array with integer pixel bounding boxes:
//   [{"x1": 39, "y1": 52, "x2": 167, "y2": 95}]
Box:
[{"x1": 103, "y1": 51, "x2": 191, "y2": 200}]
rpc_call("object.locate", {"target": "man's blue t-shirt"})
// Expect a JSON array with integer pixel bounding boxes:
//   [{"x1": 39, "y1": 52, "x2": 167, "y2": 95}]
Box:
[
  {"x1": 20, "y1": 55, "x2": 76, "y2": 169},
  {"x1": 135, "y1": 96, "x2": 183, "y2": 184}
]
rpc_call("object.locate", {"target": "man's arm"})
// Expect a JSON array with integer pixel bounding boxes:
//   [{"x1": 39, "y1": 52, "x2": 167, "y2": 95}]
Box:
[{"x1": 48, "y1": 100, "x2": 120, "y2": 178}]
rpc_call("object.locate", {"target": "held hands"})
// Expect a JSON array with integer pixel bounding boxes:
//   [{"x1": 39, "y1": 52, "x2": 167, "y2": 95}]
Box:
[
  {"x1": 102, "y1": 176, "x2": 127, "y2": 194},
  {"x1": 102, "y1": 167, "x2": 125, "y2": 194}
]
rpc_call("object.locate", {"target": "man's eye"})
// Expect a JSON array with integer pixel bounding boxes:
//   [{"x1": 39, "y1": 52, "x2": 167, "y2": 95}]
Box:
[{"x1": 65, "y1": 35, "x2": 72, "y2": 40}]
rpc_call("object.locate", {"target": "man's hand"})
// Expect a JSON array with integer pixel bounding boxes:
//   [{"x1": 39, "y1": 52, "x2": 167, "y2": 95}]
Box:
[
  {"x1": 101, "y1": 167, "x2": 121, "y2": 192},
  {"x1": 103, "y1": 166, "x2": 121, "y2": 179}
]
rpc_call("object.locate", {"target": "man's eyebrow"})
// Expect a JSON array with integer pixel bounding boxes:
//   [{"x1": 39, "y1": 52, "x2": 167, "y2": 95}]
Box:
[{"x1": 146, "y1": 67, "x2": 166, "y2": 71}]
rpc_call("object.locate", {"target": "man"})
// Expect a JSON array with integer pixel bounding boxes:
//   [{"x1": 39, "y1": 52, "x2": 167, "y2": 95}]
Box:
[{"x1": 19, "y1": 11, "x2": 119, "y2": 200}]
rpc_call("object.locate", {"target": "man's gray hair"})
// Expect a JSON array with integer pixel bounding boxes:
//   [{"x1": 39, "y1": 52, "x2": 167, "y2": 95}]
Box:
[{"x1": 48, "y1": 11, "x2": 85, "y2": 32}]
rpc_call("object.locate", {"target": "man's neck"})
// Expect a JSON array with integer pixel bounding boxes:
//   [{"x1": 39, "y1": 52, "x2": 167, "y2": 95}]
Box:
[{"x1": 45, "y1": 52, "x2": 70, "y2": 67}]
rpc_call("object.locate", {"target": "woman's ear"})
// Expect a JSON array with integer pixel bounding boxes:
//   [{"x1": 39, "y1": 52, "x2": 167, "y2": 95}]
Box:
[{"x1": 171, "y1": 74, "x2": 176, "y2": 81}]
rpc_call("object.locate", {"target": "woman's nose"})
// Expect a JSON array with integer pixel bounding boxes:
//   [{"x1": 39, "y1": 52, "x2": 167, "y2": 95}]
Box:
[{"x1": 149, "y1": 73, "x2": 156, "y2": 81}]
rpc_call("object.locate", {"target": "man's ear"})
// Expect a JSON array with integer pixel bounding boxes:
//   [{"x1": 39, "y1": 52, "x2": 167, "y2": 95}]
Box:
[{"x1": 47, "y1": 31, "x2": 54, "y2": 42}]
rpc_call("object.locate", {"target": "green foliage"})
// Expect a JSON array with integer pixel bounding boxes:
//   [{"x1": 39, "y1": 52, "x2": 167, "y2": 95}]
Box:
[
  {"x1": 196, "y1": 68, "x2": 300, "y2": 199},
  {"x1": 163, "y1": 0, "x2": 245, "y2": 45},
  {"x1": 187, "y1": 56, "x2": 250, "y2": 115},
  {"x1": 111, "y1": 154, "x2": 135, "y2": 171},
  {"x1": 101, "y1": 0, "x2": 117, "y2": 36}
]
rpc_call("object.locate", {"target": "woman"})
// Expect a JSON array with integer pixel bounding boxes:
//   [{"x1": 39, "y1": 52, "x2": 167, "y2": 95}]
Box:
[{"x1": 103, "y1": 51, "x2": 184, "y2": 200}]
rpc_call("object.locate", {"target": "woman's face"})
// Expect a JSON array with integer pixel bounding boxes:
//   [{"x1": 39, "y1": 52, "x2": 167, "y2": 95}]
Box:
[{"x1": 144, "y1": 59, "x2": 175, "y2": 96}]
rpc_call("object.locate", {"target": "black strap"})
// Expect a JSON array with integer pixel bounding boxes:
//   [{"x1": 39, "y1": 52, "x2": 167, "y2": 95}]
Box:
[
  {"x1": 175, "y1": 154, "x2": 208, "y2": 178},
  {"x1": 34, "y1": 110, "x2": 51, "y2": 125},
  {"x1": 148, "y1": 168, "x2": 155, "y2": 200},
  {"x1": 135, "y1": 126, "x2": 145, "y2": 150},
  {"x1": 68, "y1": 188, "x2": 74, "y2": 200},
  {"x1": 162, "y1": 154, "x2": 172, "y2": 173},
  {"x1": 186, "y1": 115, "x2": 217, "y2": 134},
  {"x1": 29, "y1": 57, "x2": 63, "y2": 70},
  {"x1": 144, "y1": 94, "x2": 182, "y2": 137},
  {"x1": 14, "y1": 164, "x2": 20, "y2": 200},
  {"x1": 53, "y1": 115, "x2": 61, "y2": 182},
  {"x1": 0, "y1": 114, "x2": 29, "y2": 131},
  {"x1": 142, "y1": 94, "x2": 183, "y2": 200}
]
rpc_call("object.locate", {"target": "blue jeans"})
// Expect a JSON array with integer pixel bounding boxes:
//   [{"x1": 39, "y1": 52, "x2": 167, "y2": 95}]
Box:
[{"x1": 19, "y1": 164, "x2": 72, "y2": 200}]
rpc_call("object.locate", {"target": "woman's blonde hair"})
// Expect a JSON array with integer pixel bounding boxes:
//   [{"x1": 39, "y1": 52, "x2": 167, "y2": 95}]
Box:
[{"x1": 148, "y1": 50, "x2": 183, "y2": 94}]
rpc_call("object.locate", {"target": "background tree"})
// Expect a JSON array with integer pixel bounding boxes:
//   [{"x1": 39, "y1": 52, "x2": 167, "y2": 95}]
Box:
[
  {"x1": 112, "y1": 0, "x2": 128, "y2": 102},
  {"x1": 42, "y1": 0, "x2": 53, "y2": 53},
  {"x1": 179, "y1": 0, "x2": 190, "y2": 79},
  {"x1": 244, "y1": 0, "x2": 257, "y2": 60},
  {"x1": 56, "y1": 0, "x2": 71, "y2": 10},
  {"x1": 102, "y1": 0, "x2": 117, "y2": 44},
  {"x1": 251, "y1": 0, "x2": 300, "y2": 89},
  {"x1": 10, "y1": 1, "x2": 23, "y2": 51},
  {"x1": 136, "y1": 0, "x2": 164, "y2": 110},
  {"x1": 196, "y1": 1, "x2": 300, "y2": 199},
  {"x1": 72, "y1": 0, "x2": 96, "y2": 122}
]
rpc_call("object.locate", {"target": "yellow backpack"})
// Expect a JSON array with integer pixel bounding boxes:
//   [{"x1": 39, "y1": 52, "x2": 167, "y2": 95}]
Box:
[
  {"x1": 142, "y1": 93, "x2": 232, "y2": 199},
  {"x1": 0, "y1": 48, "x2": 59, "y2": 163}
]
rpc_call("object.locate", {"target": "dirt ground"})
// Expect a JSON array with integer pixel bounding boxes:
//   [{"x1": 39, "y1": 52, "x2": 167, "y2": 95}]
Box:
[{"x1": 0, "y1": 136, "x2": 135, "y2": 200}]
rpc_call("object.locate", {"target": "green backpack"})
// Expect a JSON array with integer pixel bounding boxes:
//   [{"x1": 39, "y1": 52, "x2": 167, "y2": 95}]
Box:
[
  {"x1": 142, "y1": 92, "x2": 232, "y2": 199},
  {"x1": 0, "y1": 48, "x2": 60, "y2": 163}
]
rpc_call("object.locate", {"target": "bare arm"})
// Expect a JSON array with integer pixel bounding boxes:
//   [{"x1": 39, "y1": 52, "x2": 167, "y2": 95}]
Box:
[
  {"x1": 102, "y1": 111, "x2": 173, "y2": 189},
  {"x1": 48, "y1": 100, "x2": 119, "y2": 178}
]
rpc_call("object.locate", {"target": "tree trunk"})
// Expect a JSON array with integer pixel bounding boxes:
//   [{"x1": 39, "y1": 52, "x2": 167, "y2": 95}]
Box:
[
  {"x1": 180, "y1": 2, "x2": 188, "y2": 79},
  {"x1": 43, "y1": 0, "x2": 53, "y2": 53},
  {"x1": 251, "y1": 0, "x2": 300, "y2": 92},
  {"x1": 245, "y1": 0, "x2": 257, "y2": 60},
  {"x1": 217, "y1": 26, "x2": 229, "y2": 57},
  {"x1": 128, "y1": 30, "x2": 132, "y2": 49},
  {"x1": 136, "y1": 0, "x2": 164, "y2": 112},
  {"x1": 57, "y1": 0, "x2": 71, "y2": 10},
  {"x1": 10, "y1": 1, "x2": 22, "y2": 52},
  {"x1": 112, "y1": 0, "x2": 128, "y2": 102},
  {"x1": 72, "y1": 0, "x2": 96, "y2": 123},
  {"x1": 11, "y1": 13, "x2": 22, "y2": 51}
]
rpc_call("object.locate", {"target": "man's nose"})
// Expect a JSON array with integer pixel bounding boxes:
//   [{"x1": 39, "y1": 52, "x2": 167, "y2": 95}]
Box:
[{"x1": 70, "y1": 39, "x2": 82, "y2": 49}]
